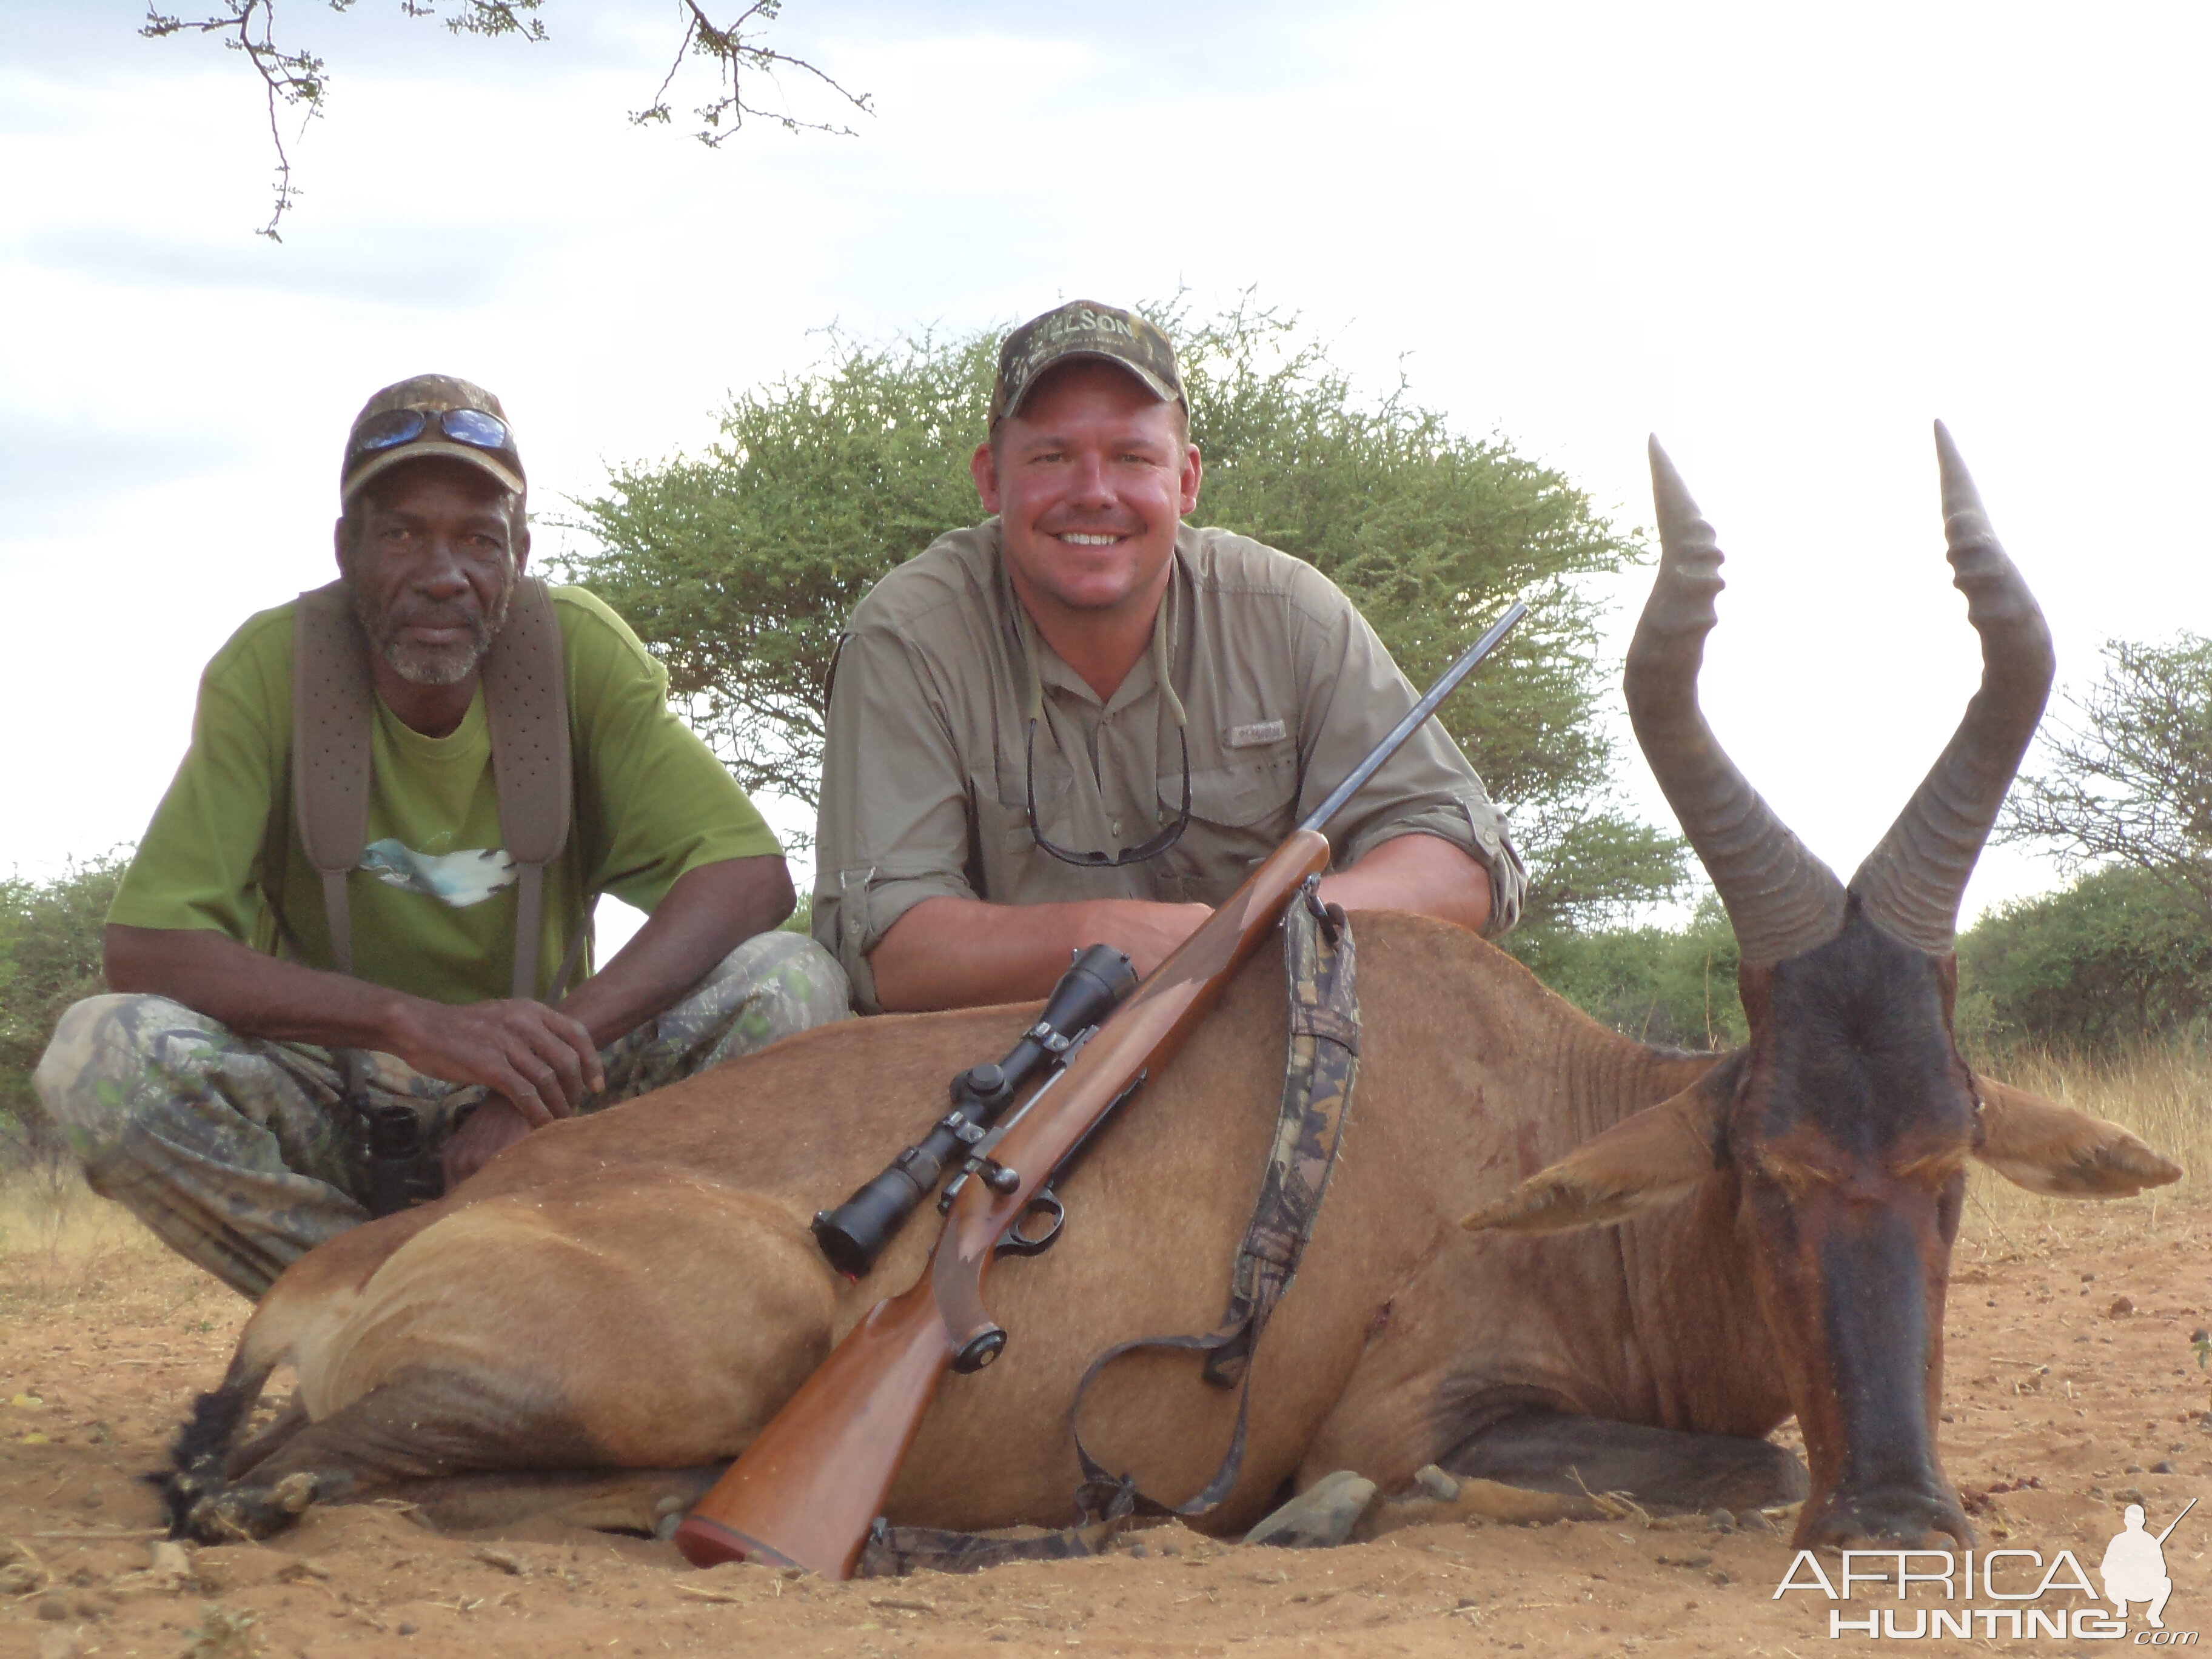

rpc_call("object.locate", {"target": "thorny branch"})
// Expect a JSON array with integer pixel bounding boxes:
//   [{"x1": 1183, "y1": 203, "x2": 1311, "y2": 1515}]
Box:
[
  {"x1": 632, "y1": 2, "x2": 872, "y2": 144},
  {"x1": 141, "y1": 0, "x2": 865, "y2": 240},
  {"x1": 1998, "y1": 634, "x2": 2212, "y2": 929}
]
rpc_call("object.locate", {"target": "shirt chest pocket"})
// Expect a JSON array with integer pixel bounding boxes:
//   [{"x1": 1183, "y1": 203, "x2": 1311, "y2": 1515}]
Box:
[{"x1": 1155, "y1": 756, "x2": 1300, "y2": 901}]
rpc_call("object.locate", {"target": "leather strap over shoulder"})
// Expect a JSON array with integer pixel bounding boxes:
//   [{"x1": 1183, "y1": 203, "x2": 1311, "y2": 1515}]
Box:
[
  {"x1": 483, "y1": 577, "x2": 572, "y2": 999},
  {"x1": 290, "y1": 583, "x2": 375, "y2": 976},
  {"x1": 484, "y1": 578, "x2": 572, "y2": 870}
]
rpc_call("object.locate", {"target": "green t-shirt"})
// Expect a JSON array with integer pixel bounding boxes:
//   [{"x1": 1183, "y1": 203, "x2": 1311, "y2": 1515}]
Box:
[{"x1": 110, "y1": 585, "x2": 781, "y2": 1005}]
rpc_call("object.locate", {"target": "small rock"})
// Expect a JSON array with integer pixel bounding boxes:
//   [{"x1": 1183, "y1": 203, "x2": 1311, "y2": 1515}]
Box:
[
  {"x1": 35, "y1": 1594, "x2": 68, "y2": 1620},
  {"x1": 2082, "y1": 1272, "x2": 2097, "y2": 1282},
  {"x1": 1413, "y1": 1464, "x2": 1461, "y2": 1502},
  {"x1": 2127, "y1": 1465, "x2": 2146, "y2": 1475},
  {"x1": 2153, "y1": 1461, "x2": 2177, "y2": 1474},
  {"x1": 398, "y1": 1622, "x2": 420, "y2": 1636},
  {"x1": 1706, "y1": 1509, "x2": 1735, "y2": 1533},
  {"x1": 1244, "y1": 1470, "x2": 1379, "y2": 1549},
  {"x1": 2111, "y1": 1295, "x2": 2136, "y2": 1318},
  {"x1": 469, "y1": 1546, "x2": 527, "y2": 1576},
  {"x1": 36, "y1": 1630, "x2": 78, "y2": 1659},
  {"x1": 0, "y1": 1562, "x2": 42, "y2": 1595}
]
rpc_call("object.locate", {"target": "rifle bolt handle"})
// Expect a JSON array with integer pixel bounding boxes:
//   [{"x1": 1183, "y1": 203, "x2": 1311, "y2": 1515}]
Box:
[
  {"x1": 953, "y1": 1326, "x2": 1008, "y2": 1373},
  {"x1": 982, "y1": 1161, "x2": 1021, "y2": 1195}
]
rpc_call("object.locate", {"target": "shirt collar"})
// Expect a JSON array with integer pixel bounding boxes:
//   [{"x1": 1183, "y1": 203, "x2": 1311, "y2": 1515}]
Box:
[{"x1": 997, "y1": 525, "x2": 1189, "y2": 730}]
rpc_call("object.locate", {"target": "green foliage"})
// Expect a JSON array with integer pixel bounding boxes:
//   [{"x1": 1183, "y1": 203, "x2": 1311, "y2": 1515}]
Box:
[
  {"x1": 558, "y1": 300, "x2": 1686, "y2": 931},
  {"x1": 1956, "y1": 865, "x2": 2212, "y2": 1053},
  {"x1": 2001, "y1": 632, "x2": 2212, "y2": 933},
  {"x1": 0, "y1": 854, "x2": 129, "y2": 1155},
  {"x1": 558, "y1": 328, "x2": 996, "y2": 819},
  {"x1": 1511, "y1": 893, "x2": 1746, "y2": 1051}
]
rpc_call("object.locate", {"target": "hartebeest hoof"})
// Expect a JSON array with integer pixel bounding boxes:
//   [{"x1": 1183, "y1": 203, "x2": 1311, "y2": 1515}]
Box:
[
  {"x1": 1244, "y1": 1470, "x2": 1378, "y2": 1547},
  {"x1": 177, "y1": 1470, "x2": 326, "y2": 1543},
  {"x1": 1798, "y1": 1488, "x2": 1974, "y2": 1552}
]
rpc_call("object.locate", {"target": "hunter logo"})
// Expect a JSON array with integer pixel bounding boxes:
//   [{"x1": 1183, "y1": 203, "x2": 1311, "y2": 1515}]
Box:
[
  {"x1": 1772, "y1": 1500, "x2": 2198, "y2": 1642},
  {"x1": 1227, "y1": 719, "x2": 1288, "y2": 748}
]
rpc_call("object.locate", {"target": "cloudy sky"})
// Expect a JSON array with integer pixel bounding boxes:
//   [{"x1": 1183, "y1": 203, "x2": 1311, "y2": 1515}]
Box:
[{"x1": 4, "y1": 1, "x2": 2207, "y2": 951}]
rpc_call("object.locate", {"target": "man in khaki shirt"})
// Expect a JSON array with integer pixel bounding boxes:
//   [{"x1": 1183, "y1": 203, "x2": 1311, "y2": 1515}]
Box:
[{"x1": 814, "y1": 301, "x2": 1527, "y2": 1014}]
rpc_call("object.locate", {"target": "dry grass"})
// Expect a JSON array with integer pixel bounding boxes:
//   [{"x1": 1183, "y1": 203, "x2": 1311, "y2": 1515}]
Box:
[
  {"x1": 1962, "y1": 1037, "x2": 2211, "y2": 1246},
  {"x1": 0, "y1": 1162, "x2": 211, "y2": 1321}
]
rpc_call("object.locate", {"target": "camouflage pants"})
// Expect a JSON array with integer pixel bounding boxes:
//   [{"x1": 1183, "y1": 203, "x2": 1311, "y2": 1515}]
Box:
[{"x1": 33, "y1": 931, "x2": 851, "y2": 1299}]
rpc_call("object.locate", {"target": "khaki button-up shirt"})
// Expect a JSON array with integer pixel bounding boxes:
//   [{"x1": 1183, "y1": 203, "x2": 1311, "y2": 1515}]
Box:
[{"x1": 813, "y1": 521, "x2": 1526, "y2": 1011}]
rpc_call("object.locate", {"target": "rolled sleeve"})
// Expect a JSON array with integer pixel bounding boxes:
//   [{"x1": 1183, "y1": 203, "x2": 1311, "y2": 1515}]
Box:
[
  {"x1": 1292, "y1": 584, "x2": 1526, "y2": 936},
  {"x1": 811, "y1": 625, "x2": 979, "y2": 1012}
]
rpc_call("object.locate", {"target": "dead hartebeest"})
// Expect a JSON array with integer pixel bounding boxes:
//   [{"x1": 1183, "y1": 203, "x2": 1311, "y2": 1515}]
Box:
[{"x1": 163, "y1": 427, "x2": 2179, "y2": 1554}]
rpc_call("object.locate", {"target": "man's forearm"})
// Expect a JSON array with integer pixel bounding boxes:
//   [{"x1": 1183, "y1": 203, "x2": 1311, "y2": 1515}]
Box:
[
  {"x1": 557, "y1": 855, "x2": 795, "y2": 1047},
  {"x1": 868, "y1": 894, "x2": 1212, "y2": 1013},
  {"x1": 106, "y1": 923, "x2": 420, "y2": 1051},
  {"x1": 1317, "y1": 832, "x2": 1493, "y2": 933},
  {"x1": 106, "y1": 855, "x2": 796, "y2": 1057}
]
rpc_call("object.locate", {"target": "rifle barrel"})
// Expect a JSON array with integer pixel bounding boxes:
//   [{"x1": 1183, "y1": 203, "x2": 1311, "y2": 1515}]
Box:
[
  {"x1": 2155, "y1": 1495, "x2": 2197, "y2": 1545},
  {"x1": 1298, "y1": 600, "x2": 1529, "y2": 837}
]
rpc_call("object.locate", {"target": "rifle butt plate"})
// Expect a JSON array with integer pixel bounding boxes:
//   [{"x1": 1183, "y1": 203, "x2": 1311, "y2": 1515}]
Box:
[{"x1": 672, "y1": 1513, "x2": 802, "y2": 1572}]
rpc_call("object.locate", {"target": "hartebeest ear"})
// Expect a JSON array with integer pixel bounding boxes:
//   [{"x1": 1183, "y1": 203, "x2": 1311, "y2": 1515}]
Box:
[
  {"x1": 1460, "y1": 1078, "x2": 1726, "y2": 1235},
  {"x1": 1972, "y1": 1078, "x2": 2184, "y2": 1198}
]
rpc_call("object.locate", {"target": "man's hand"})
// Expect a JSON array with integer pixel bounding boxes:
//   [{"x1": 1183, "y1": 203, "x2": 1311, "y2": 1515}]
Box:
[
  {"x1": 388, "y1": 998, "x2": 604, "y2": 1127},
  {"x1": 441, "y1": 1096, "x2": 537, "y2": 1187}
]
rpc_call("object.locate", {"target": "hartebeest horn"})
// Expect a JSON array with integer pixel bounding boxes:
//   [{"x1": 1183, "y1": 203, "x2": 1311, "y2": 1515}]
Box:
[
  {"x1": 1626, "y1": 439, "x2": 1848, "y2": 969},
  {"x1": 1847, "y1": 423, "x2": 2055, "y2": 955}
]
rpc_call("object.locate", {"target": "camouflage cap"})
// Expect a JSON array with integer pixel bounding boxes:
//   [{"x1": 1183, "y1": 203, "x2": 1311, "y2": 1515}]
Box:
[
  {"x1": 341, "y1": 374, "x2": 526, "y2": 504},
  {"x1": 989, "y1": 301, "x2": 1184, "y2": 427}
]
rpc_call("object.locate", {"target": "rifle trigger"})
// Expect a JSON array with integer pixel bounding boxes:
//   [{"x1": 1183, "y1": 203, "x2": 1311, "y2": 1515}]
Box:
[{"x1": 996, "y1": 1187, "x2": 1066, "y2": 1258}]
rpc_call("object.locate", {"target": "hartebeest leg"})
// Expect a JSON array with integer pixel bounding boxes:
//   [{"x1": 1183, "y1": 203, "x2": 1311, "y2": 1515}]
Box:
[
  {"x1": 168, "y1": 1179, "x2": 842, "y2": 1543},
  {"x1": 1438, "y1": 1409, "x2": 1807, "y2": 1516}
]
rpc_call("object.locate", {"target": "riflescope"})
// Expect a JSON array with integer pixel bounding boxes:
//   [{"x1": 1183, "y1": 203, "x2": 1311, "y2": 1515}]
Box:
[{"x1": 811, "y1": 943, "x2": 1136, "y2": 1279}]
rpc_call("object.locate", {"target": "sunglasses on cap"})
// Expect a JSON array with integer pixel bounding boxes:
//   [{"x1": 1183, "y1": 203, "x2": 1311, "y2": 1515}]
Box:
[{"x1": 345, "y1": 406, "x2": 515, "y2": 471}]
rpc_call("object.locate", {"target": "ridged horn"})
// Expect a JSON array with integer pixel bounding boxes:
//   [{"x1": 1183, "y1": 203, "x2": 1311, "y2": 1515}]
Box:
[
  {"x1": 1848, "y1": 423, "x2": 2054, "y2": 954},
  {"x1": 1626, "y1": 439, "x2": 1848, "y2": 969}
]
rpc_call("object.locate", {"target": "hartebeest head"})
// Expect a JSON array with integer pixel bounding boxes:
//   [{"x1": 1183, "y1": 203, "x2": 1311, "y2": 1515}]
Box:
[{"x1": 1464, "y1": 426, "x2": 2182, "y2": 1549}]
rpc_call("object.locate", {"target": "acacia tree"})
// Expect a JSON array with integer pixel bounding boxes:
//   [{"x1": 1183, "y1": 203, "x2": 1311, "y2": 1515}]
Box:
[
  {"x1": 557, "y1": 300, "x2": 1686, "y2": 940},
  {"x1": 0, "y1": 856, "x2": 130, "y2": 1162},
  {"x1": 1999, "y1": 634, "x2": 2212, "y2": 928},
  {"x1": 141, "y1": 1, "x2": 867, "y2": 238}
]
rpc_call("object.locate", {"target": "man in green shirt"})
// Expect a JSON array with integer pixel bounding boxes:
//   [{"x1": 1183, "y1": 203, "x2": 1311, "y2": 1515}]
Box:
[{"x1": 35, "y1": 375, "x2": 850, "y2": 1298}]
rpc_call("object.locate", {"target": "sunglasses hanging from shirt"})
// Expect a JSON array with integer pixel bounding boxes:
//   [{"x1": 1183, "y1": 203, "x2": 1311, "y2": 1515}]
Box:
[{"x1": 1021, "y1": 578, "x2": 1196, "y2": 869}]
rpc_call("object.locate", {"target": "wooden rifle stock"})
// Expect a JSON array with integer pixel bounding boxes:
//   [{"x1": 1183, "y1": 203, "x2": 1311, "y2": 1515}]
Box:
[{"x1": 675, "y1": 830, "x2": 1332, "y2": 1578}]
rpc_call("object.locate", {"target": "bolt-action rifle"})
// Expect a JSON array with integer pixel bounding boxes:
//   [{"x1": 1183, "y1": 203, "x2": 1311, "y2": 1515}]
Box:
[{"x1": 674, "y1": 600, "x2": 1529, "y2": 1580}]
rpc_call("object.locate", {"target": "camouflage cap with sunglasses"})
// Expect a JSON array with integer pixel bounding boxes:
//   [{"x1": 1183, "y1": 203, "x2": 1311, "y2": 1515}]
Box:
[
  {"x1": 988, "y1": 301, "x2": 1184, "y2": 428},
  {"x1": 341, "y1": 374, "x2": 526, "y2": 504}
]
